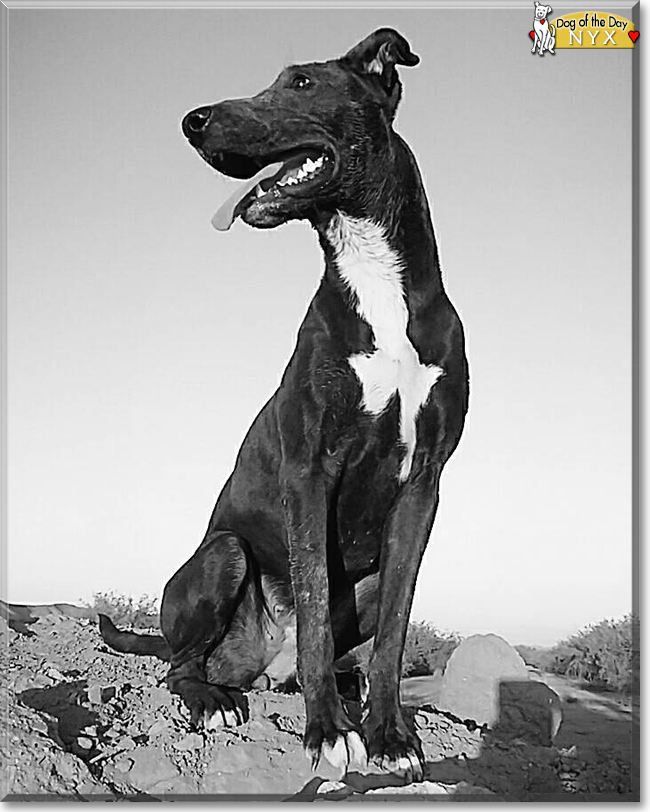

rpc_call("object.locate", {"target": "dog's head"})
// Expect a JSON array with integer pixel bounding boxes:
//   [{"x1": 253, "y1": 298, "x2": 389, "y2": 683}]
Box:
[
  {"x1": 534, "y1": 2, "x2": 552, "y2": 20},
  {"x1": 181, "y1": 29, "x2": 419, "y2": 230}
]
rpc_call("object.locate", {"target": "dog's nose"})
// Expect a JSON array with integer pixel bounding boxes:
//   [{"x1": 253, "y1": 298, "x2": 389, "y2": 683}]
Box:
[{"x1": 182, "y1": 106, "x2": 213, "y2": 138}]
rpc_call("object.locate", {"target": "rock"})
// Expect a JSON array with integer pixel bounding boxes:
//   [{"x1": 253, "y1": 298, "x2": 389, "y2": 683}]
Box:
[
  {"x1": 173, "y1": 732, "x2": 204, "y2": 751},
  {"x1": 115, "y1": 735, "x2": 137, "y2": 751},
  {"x1": 103, "y1": 745, "x2": 179, "y2": 791},
  {"x1": 1, "y1": 684, "x2": 108, "y2": 799},
  {"x1": 0, "y1": 614, "x2": 17, "y2": 642},
  {"x1": 30, "y1": 716, "x2": 50, "y2": 735},
  {"x1": 147, "y1": 719, "x2": 172, "y2": 738},
  {"x1": 113, "y1": 756, "x2": 135, "y2": 773},
  {"x1": 3, "y1": 613, "x2": 635, "y2": 798},
  {"x1": 268, "y1": 712, "x2": 300, "y2": 733},
  {"x1": 493, "y1": 679, "x2": 563, "y2": 745},
  {"x1": 45, "y1": 665, "x2": 66, "y2": 682},
  {"x1": 436, "y1": 634, "x2": 529, "y2": 726},
  {"x1": 87, "y1": 683, "x2": 115, "y2": 704},
  {"x1": 87, "y1": 684, "x2": 103, "y2": 704}
]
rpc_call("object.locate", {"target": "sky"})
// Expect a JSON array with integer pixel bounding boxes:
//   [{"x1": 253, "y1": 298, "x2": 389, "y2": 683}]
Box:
[{"x1": 6, "y1": 5, "x2": 635, "y2": 647}]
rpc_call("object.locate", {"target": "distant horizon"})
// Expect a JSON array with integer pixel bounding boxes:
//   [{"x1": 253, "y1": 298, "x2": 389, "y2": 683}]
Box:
[{"x1": 1, "y1": 592, "x2": 634, "y2": 652}]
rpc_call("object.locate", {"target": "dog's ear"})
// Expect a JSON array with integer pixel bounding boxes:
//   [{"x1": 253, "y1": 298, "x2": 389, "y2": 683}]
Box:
[{"x1": 340, "y1": 29, "x2": 419, "y2": 115}]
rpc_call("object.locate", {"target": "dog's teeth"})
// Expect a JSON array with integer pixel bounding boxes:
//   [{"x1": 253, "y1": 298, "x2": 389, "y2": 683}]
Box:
[
  {"x1": 272, "y1": 154, "x2": 327, "y2": 192},
  {"x1": 255, "y1": 185, "x2": 264, "y2": 198}
]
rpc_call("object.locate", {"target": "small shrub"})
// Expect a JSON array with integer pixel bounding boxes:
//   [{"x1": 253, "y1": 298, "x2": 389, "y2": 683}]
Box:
[
  {"x1": 550, "y1": 615, "x2": 637, "y2": 693},
  {"x1": 401, "y1": 621, "x2": 460, "y2": 678},
  {"x1": 85, "y1": 591, "x2": 159, "y2": 629},
  {"x1": 338, "y1": 622, "x2": 460, "y2": 679}
]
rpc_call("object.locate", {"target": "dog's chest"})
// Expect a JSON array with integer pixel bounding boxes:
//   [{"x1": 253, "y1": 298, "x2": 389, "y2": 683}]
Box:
[{"x1": 326, "y1": 214, "x2": 444, "y2": 481}]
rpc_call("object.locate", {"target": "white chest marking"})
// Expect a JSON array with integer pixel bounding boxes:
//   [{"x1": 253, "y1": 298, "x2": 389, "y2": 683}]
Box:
[{"x1": 326, "y1": 213, "x2": 444, "y2": 481}]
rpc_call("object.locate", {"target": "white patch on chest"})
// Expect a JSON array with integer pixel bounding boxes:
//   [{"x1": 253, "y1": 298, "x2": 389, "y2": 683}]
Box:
[{"x1": 326, "y1": 213, "x2": 444, "y2": 481}]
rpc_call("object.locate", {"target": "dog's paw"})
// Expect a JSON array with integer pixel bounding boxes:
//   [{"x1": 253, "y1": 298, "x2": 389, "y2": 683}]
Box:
[
  {"x1": 305, "y1": 728, "x2": 368, "y2": 773},
  {"x1": 303, "y1": 700, "x2": 368, "y2": 774},
  {"x1": 371, "y1": 751, "x2": 423, "y2": 783},
  {"x1": 180, "y1": 681, "x2": 249, "y2": 730},
  {"x1": 363, "y1": 709, "x2": 424, "y2": 783},
  {"x1": 204, "y1": 704, "x2": 245, "y2": 730}
]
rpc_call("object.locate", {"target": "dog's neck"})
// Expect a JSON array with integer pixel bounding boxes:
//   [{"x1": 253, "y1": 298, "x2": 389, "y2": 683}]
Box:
[{"x1": 316, "y1": 134, "x2": 444, "y2": 321}]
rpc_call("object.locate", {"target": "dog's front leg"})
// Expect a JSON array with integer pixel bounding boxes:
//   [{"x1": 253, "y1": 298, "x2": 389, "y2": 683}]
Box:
[
  {"x1": 362, "y1": 467, "x2": 442, "y2": 782},
  {"x1": 280, "y1": 466, "x2": 367, "y2": 773}
]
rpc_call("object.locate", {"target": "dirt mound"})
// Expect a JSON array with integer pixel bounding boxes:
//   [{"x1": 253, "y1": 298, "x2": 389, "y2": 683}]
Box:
[{"x1": 0, "y1": 614, "x2": 637, "y2": 800}]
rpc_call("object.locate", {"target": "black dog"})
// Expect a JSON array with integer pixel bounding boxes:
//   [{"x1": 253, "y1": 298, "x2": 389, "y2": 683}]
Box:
[{"x1": 100, "y1": 28, "x2": 469, "y2": 779}]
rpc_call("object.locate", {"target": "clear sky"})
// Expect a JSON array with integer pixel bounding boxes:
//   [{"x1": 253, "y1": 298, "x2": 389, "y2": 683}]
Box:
[{"x1": 7, "y1": 5, "x2": 634, "y2": 647}]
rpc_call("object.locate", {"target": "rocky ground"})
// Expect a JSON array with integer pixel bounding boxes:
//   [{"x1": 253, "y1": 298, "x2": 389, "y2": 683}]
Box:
[{"x1": 1, "y1": 614, "x2": 638, "y2": 801}]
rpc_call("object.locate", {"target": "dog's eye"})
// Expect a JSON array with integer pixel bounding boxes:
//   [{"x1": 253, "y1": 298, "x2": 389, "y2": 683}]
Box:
[{"x1": 291, "y1": 74, "x2": 312, "y2": 90}]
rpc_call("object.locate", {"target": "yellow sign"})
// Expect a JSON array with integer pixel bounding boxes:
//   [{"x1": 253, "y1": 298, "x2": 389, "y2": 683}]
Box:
[{"x1": 551, "y1": 12, "x2": 637, "y2": 48}]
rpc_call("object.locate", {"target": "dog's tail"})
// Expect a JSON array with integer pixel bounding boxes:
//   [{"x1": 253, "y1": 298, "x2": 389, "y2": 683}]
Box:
[{"x1": 98, "y1": 613, "x2": 170, "y2": 661}]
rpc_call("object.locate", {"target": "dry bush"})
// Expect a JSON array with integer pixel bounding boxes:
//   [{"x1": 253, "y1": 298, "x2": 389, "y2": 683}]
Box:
[
  {"x1": 551, "y1": 615, "x2": 637, "y2": 693},
  {"x1": 85, "y1": 591, "x2": 159, "y2": 629},
  {"x1": 339, "y1": 622, "x2": 460, "y2": 679},
  {"x1": 401, "y1": 622, "x2": 460, "y2": 678}
]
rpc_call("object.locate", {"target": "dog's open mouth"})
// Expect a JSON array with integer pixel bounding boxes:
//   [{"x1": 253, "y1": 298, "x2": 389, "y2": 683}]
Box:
[{"x1": 207, "y1": 147, "x2": 335, "y2": 230}]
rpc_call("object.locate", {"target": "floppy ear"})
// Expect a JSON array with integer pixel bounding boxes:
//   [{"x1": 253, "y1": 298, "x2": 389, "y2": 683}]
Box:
[{"x1": 340, "y1": 28, "x2": 419, "y2": 103}]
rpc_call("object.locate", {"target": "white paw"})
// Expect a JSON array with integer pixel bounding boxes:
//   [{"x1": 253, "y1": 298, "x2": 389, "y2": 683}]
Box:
[
  {"x1": 373, "y1": 752, "x2": 423, "y2": 782},
  {"x1": 308, "y1": 731, "x2": 368, "y2": 773},
  {"x1": 204, "y1": 706, "x2": 243, "y2": 729}
]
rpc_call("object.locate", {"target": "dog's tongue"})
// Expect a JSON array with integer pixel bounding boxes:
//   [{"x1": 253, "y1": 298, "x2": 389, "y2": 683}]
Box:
[{"x1": 211, "y1": 162, "x2": 283, "y2": 231}]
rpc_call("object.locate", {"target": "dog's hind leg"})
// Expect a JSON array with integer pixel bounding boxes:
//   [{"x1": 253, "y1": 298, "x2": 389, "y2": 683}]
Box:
[
  {"x1": 362, "y1": 468, "x2": 442, "y2": 781},
  {"x1": 160, "y1": 530, "x2": 249, "y2": 729}
]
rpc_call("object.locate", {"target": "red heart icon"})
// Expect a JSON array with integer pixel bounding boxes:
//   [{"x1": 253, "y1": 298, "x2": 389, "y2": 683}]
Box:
[
  {"x1": 529, "y1": 30, "x2": 535, "y2": 40},
  {"x1": 629, "y1": 30, "x2": 640, "y2": 43}
]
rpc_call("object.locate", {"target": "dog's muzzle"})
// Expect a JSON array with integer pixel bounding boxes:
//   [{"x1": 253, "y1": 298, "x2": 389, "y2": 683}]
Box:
[{"x1": 180, "y1": 100, "x2": 337, "y2": 230}]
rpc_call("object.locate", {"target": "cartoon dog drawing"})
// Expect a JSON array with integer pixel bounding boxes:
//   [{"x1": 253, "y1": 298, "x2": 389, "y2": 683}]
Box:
[{"x1": 531, "y1": 2, "x2": 556, "y2": 55}]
